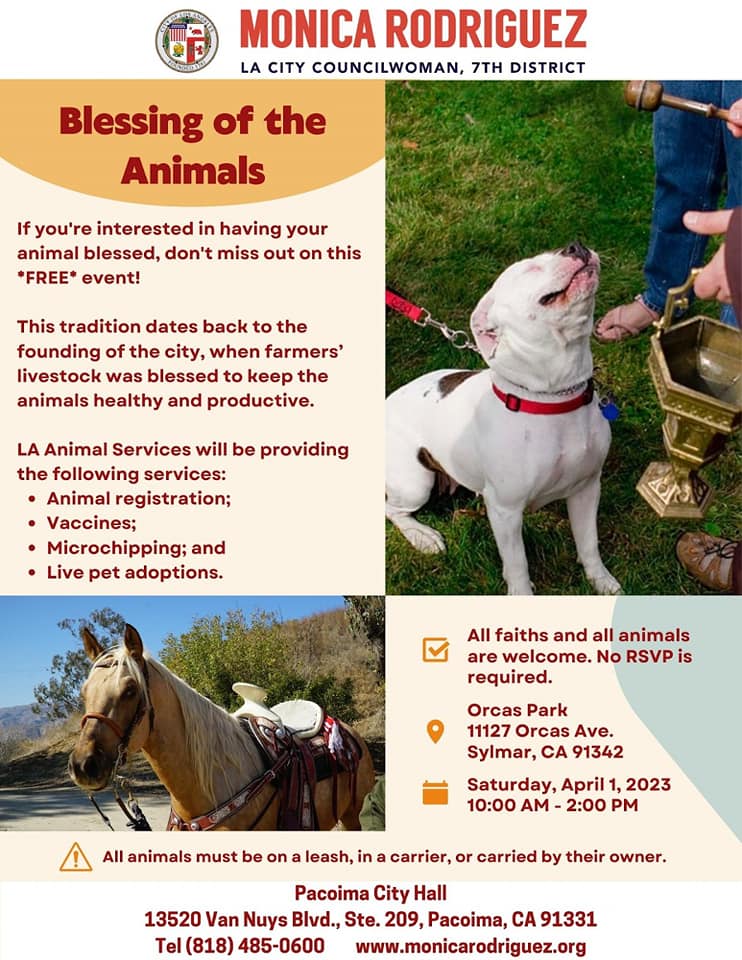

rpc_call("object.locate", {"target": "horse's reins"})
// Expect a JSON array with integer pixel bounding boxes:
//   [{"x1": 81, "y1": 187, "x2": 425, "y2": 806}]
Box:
[
  {"x1": 80, "y1": 651, "x2": 155, "y2": 831},
  {"x1": 87, "y1": 789, "x2": 151, "y2": 832}
]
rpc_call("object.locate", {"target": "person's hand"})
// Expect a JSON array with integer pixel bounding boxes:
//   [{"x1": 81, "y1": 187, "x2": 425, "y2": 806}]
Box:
[
  {"x1": 728, "y1": 98, "x2": 742, "y2": 138},
  {"x1": 682, "y1": 209, "x2": 732, "y2": 303}
]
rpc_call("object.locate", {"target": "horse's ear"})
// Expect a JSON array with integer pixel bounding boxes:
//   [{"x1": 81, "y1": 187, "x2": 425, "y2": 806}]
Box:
[
  {"x1": 123, "y1": 624, "x2": 144, "y2": 661},
  {"x1": 81, "y1": 627, "x2": 104, "y2": 661}
]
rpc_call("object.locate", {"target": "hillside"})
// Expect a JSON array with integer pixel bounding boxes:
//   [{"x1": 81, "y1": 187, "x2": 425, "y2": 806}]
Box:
[{"x1": 0, "y1": 704, "x2": 54, "y2": 739}]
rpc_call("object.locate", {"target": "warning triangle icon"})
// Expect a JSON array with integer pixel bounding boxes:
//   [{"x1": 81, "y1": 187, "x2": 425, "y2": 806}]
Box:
[{"x1": 59, "y1": 841, "x2": 93, "y2": 872}]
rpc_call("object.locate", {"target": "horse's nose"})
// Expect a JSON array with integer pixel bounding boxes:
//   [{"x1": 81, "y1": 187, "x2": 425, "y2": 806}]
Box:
[
  {"x1": 561, "y1": 241, "x2": 590, "y2": 263},
  {"x1": 82, "y1": 754, "x2": 102, "y2": 779},
  {"x1": 68, "y1": 749, "x2": 104, "y2": 786}
]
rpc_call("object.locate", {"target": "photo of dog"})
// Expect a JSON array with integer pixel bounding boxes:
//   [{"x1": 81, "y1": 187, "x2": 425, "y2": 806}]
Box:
[
  {"x1": 386, "y1": 243, "x2": 620, "y2": 596},
  {"x1": 385, "y1": 80, "x2": 741, "y2": 596}
]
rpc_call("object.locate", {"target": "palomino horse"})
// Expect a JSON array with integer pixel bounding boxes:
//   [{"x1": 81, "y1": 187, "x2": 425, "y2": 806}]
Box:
[{"x1": 69, "y1": 624, "x2": 375, "y2": 830}]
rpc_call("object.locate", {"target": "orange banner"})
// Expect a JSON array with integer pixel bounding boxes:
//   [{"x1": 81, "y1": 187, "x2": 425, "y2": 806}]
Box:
[{"x1": 0, "y1": 80, "x2": 384, "y2": 205}]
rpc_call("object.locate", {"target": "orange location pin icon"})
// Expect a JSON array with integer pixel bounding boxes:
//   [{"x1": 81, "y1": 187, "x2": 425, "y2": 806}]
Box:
[{"x1": 427, "y1": 719, "x2": 445, "y2": 744}]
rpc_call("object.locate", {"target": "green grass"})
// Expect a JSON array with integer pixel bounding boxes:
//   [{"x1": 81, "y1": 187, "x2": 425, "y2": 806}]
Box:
[{"x1": 386, "y1": 80, "x2": 740, "y2": 596}]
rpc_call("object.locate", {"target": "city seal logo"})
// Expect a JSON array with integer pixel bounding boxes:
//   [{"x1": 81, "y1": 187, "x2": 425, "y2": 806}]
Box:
[{"x1": 156, "y1": 10, "x2": 218, "y2": 72}]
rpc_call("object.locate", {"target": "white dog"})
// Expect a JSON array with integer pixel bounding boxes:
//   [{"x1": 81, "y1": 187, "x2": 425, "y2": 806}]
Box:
[{"x1": 386, "y1": 242, "x2": 621, "y2": 596}]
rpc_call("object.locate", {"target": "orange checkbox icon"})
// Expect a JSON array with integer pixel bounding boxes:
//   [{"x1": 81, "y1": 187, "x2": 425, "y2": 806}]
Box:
[{"x1": 422, "y1": 637, "x2": 450, "y2": 663}]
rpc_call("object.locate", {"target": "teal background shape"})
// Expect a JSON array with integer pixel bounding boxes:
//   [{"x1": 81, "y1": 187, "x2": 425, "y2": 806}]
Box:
[{"x1": 612, "y1": 596, "x2": 741, "y2": 839}]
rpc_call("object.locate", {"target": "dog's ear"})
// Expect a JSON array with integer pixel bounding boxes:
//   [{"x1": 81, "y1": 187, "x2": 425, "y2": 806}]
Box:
[{"x1": 470, "y1": 288, "x2": 499, "y2": 361}]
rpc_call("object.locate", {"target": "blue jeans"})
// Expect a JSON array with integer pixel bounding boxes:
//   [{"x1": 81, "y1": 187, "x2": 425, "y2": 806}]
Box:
[{"x1": 642, "y1": 81, "x2": 742, "y2": 326}]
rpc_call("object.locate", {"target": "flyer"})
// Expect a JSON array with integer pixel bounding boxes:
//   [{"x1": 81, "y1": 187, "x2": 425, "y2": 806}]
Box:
[{"x1": 1, "y1": 3, "x2": 740, "y2": 959}]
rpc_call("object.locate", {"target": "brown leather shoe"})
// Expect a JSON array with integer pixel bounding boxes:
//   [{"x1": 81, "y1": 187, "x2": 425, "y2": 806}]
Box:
[
  {"x1": 675, "y1": 532, "x2": 738, "y2": 592},
  {"x1": 593, "y1": 296, "x2": 659, "y2": 343}
]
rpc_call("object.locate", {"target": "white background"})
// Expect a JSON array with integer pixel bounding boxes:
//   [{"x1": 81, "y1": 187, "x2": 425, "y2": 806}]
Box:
[{"x1": 3, "y1": 0, "x2": 740, "y2": 81}]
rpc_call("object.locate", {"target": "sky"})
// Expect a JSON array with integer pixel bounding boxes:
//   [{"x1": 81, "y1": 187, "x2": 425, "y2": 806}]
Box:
[{"x1": 0, "y1": 595, "x2": 345, "y2": 708}]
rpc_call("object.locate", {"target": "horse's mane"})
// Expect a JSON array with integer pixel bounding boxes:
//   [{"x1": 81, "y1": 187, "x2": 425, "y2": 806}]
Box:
[{"x1": 109, "y1": 646, "x2": 264, "y2": 806}]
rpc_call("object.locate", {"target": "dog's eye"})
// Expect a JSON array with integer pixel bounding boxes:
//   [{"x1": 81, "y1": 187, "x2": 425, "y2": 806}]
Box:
[{"x1": 539, "y1": 291, "x2": 561, "y2": 306}]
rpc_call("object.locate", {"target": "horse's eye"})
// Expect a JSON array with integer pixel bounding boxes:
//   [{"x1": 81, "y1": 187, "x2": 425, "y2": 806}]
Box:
[{"x1": 122, "y1": 684, "x2": 137, "y2": 699}]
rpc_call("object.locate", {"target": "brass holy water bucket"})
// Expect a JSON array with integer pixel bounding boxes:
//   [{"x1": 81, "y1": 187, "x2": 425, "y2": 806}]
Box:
[{"x1": 636, "y1": 270, "x2": 742, "y2": 518}]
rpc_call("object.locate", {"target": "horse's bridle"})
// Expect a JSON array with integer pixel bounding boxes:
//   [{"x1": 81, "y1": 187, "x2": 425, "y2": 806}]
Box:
[
  {"x1": 79, "y1": 652, "x2": 156, "y2": 831},
  {"x1": 80, "y1": 653, "x2": 155, "y2": 769}
]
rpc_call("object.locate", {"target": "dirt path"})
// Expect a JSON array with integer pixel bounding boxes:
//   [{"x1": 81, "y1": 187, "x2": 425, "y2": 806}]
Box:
[{"x1": 0, "y1": 785, "x2": 172, "y2": 831}]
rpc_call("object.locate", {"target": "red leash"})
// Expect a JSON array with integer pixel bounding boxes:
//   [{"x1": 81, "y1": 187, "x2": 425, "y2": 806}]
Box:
[
  {"x1": 386, "y1": 288, "x2": 427, "y2": 323},
  {"x1": 386, "y1": 287, "x2": 478, "y2": 352}
]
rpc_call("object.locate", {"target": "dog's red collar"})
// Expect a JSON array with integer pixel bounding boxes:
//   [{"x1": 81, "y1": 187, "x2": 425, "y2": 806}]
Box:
[{"x1": 493, "y1": 378, "x2": 594, "y2": 414}]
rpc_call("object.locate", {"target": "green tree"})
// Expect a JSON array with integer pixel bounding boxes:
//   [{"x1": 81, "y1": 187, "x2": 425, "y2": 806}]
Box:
[
  {"x1": 344, "y1": 596, "x2": 385, "y2": 675},
  {"x1": 32, "y1": 607, "x2": 126, "y2": 719},
  {"x1": 160, "y1": 608, "x2": 358, "y2": 718},
  {"x1": 300, "y1": 674, "x2": 357, "y2": 722},
  {"x1": 160, "y1": 609, "x2": 291, "y2": 708}
]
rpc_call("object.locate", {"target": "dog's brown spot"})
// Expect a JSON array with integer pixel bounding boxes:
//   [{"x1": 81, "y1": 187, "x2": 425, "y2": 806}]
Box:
[
  {"x1": 418, "y1": 447, "x2": 459, "y2": 496},
  {"x1": 438, "y1": 370, "x2": 479, "y2": 397}
]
